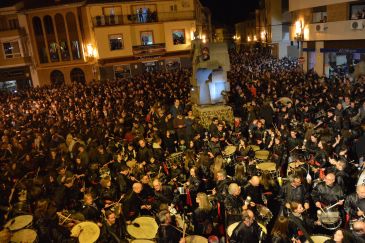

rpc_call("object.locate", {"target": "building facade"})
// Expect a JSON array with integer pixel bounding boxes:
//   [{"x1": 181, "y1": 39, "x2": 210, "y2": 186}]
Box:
[
  {"x1": 84, "y1": 0, "x2": 210, "y2": 81},
  {"x1": 234, "y1": 0, "x2": 291, "y2": 58},
  {"x1": 0, "y1": 1, "x2": 34, "y2": 90},
  {"x1": 289, "y1": 0, "x2": 365, "y2": 76},
  {"x1": 0, "y1": 0, "x2": 210, "y2": 88}
]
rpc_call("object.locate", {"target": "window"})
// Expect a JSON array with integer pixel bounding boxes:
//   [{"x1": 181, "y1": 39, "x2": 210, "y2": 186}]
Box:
[
  {"x1": 8, "y1": 19, "x2": 19, "y2": 30},
  {"x1": 3, "y1": 41, "x2": 21, "y2": 59},
  {"x1": 140, "y1": 31, "x2": 153, "y2": 45},
  {"x1": 172, "y1": 30, "x2": 186, "y2": 45},
  {"x1": 312, "y1": 6, "x2": 327, "y2": 23},
  {"x1": 350, "y1": 4, "x2": 365, "y2": 20},
  {"x1": 109, "y1": 34, "x2": 123, "y2": 51}
]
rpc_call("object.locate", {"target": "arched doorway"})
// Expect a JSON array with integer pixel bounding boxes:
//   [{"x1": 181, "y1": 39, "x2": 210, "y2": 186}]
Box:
[
  {"x1": 70, "y1": 68, "x2": 86, "y2": 85},
  {"x1": 50, "y1": 70, "x2": 64, "y2": 86}
]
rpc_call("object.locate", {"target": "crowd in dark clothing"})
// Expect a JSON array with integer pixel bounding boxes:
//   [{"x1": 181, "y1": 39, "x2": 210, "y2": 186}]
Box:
[{"x1": 0, "y1": 48, "x2": 365, "y2": 243}]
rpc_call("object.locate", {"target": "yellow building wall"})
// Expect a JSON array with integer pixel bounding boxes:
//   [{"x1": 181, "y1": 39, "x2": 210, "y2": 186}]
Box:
[
  {"x1": 36, "y1": 64, "x2": 94, "y2": 86},
  {"x1": 94, "y1": 25, "x2": 133, "y2": 59},
  {"x1": 327, "y1": 3, "x2": 349, "y2": 22}
]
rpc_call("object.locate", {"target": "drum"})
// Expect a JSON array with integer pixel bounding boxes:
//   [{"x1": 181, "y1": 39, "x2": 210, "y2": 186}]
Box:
[
  {"x1": 317, "y1": 208, "x2": 342, "y2": 230},
  {"x1": 131, "y1": 240, "x2": 156, "y2": 243},
  {"x1": 256, "y1": 162, "x2": 277, "y2": 177},
  {"x1": 255, "y1": 150, "x2": 270, "y2": 161},
  {"x1": 4, "y1": 215, "x2": 33, "y2": 231},
  {"x1": 227, "y1": 221, "x2": 267, "y2": 238},
  {"x1": 256, "y1": 205, "x2": 273, "y2": 225},
  {"x1": 10, "y1": 229, "x2": 38, "y2": 243},
  {"x1": 127, "y1": 216, "x2": 158, "y2": 239},
  {"x1": 167, "y1": 152, "x2": 183, "y2": 164},
  {"x1": 71, "y1": 221, "x2": 100, "y2": 243},
  {"x1": 227, "y1": 222, "x2": 239, "y2": 238},
  {"x1": 306, "y1": 235, "x2": 331, "y2": 243},
  {"x1": 13, "y1": 201, "x2": 32, "y2": 215},
  {"x1": 223, "y1": 145, "x2": 237, "y2": 164},
  {"x1": 185, "y1": 235, "x2": 208, "y2": 243}
]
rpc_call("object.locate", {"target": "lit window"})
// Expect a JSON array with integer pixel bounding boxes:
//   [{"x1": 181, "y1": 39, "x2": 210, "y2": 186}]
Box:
[
  {"x1": 109, "y1": 34, "x2": 123, "y2": 51},
  {"x1": 3, "y1": 41, "x2": 21, "y2": 59}
]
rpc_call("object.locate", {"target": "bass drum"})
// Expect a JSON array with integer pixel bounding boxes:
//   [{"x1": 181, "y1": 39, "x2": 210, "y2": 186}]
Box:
[{"x1": 11, "y1": 229, "x2": 38, "y2": 243}]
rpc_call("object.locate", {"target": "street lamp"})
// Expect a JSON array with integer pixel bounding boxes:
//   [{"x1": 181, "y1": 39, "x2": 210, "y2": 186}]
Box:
[{"x1": 294, "y1": 20, "x2": 304, "y2": 48}]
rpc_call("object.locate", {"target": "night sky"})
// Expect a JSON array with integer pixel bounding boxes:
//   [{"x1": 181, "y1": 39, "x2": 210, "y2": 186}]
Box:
[{"x1": 200, "y1": 0, "x2": 260, "y2": 26}]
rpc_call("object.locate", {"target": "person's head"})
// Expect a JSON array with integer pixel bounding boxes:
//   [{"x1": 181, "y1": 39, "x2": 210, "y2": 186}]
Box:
[
  {"x1": 290, "y1": 175, "x2": 302, "y2": 188},
  {"x1": 100, "y1": 176, "x2": 112, "y2": 188},
  {"x1": 357, "y1": 185, "x2": 365, "y2": 199},
  {"x1": 250, "y1": 176, "x2": 260, "y2": 187},
  {"x1": 290, "y1": 130, "x2": 297, "y2": 138},
  {"x1": 105, "y1": 211, "x2": 116, "y2": 225},
  {"x1": 138, "y1": 139, "x2": 146, "y2": 148},
  {"x1": 141, "y1": 175, "x2": 150, "y2": 184},
  {"x1": 217, "y1": 123, "x2": 224, "y2": 131},
  {"x1": 352, "y1": 220, "x2": 365, "y2": 236},
  {"x1": 290, "y1": 201, "x2": 304, "y2": 214},
  {"x1": 152, "y1": 179, "x2": 162, "y2": 192},
  {"x1": 228, "y1": 183, "x2": 241, "y2": 197},
  {"x1": 216, "y1": 169, "x2": 226, "y2": 181},
  {"x1": 84, "y1": 193, "x2": 93, "y2": 206},
  {"x1": 333, "y1": 229, "x2": 354, "y2": 243},
  {"x1": 158, "y1": 209, "x2": 171, "y2": 224},
  {"x1": 271, "y1": 216, "x2": 289, "y2": 236},
  {"x1": 324, "y1": 173, "x2": 336, "y2": 187},
  {"x1": 196, "y1": 192, "x2": 212, "y2": 210},
  {"x1": 242, "y1": 209, "x2": 255, "y2": 226},
  {"x1": 190, "y1": 167, "x2": 197, "y2": 177},
  {"x1": 132, "y1": 182, "x2": 143, "y2": 194}
]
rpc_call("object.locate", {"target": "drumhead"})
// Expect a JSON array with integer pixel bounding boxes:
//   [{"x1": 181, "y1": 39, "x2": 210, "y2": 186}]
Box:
[
  {"x1": 185, "y1": 235, "x2": 208, "y2": 243},
  {"x1": 227, "y1": 222, "x2": 239, "y2": 237},
  {"x1": 306, "y1": 235, "x2": 331, "y2": 243},
  {"x1": 11, "y1": 229, "x2": 37, "y2": 243},
  {"x1": 256, "y1": 162, "x2": 276, "y2": 171},
  {"x1": 71, "y1": 221, "x2": 100, "y2": 243},
  {"x1": 4, "y1": 215, "x2": 33, "y2": 231},
  {"x1": 127, "y1": 216, "x2": 158, "y2": 239}
]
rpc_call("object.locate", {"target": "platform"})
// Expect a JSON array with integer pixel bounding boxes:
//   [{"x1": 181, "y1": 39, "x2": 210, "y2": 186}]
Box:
[{"x1": 192, "y1": 104, "x2": 234, "y2": 128}]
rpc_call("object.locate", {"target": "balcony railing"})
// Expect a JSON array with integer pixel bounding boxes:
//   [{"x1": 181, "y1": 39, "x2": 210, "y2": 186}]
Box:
[
  {"x1": 93, "y1": 11, "x2": 195, "y2": 27},
  {"x1": 132, "y1": 43, "x2": 166, "y2": 57}
]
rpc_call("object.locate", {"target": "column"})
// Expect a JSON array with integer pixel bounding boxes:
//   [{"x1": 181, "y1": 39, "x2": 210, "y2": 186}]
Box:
[{"x1": 314, "y1": 41, "x2": 324, "y2": 76}]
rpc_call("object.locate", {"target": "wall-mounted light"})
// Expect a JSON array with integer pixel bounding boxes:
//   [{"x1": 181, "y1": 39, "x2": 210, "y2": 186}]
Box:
[
  {"x1": 260, "y1": 31, "x2": 266, "y2": 41},
  {"x1": 253, "y1": 35, "x2": 257, "y2": 41},
  {"x1": 247, "y1": 36, "x2": 251, "y2": 42},
  {"x1": 86, "y1": 44, "x2": 95, "y2": 58}
]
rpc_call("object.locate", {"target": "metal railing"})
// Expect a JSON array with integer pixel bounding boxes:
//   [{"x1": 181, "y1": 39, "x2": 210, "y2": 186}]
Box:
[{"x1": 93, "y1": 11, "x2": 195, "y2": 27}]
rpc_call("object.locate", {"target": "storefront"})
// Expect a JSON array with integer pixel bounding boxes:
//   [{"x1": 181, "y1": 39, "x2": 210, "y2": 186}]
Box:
[{"x1": 0, "y1": 66, "x2": 32, "y2": 91}]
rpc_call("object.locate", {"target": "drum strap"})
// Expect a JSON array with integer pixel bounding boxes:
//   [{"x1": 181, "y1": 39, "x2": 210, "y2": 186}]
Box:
[
  {"x1": 289, "y1": 215, "x2": 314, "y2": 243},
  {"x1": 186, "y1": 189, "x2": 192, "y2": 206}
]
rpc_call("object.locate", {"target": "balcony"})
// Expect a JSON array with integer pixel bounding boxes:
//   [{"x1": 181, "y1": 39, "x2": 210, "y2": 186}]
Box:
[
  {"x1": 93, "y1": 11, "x2": 195, "y2": 27},
  {"x1": 300, "y1": 19, "x2": 365, "y2": 41},
  {"x1": 0, "y1": 27, "x2": 25, "y2": 38},
  {"x1": 132, "y1": 43, "x2": 166, "y2": 57}
]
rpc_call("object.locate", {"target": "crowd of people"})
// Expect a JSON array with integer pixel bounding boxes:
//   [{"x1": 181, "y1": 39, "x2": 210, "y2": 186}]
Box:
[{"x1": 0, "y1": 48, "x2": 365, "y2": 243}]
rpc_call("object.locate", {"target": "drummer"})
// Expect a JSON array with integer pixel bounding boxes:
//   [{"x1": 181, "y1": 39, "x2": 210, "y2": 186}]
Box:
[
  {"x1": 311, "y1": 173, "x2": 344, "y2": 210},
  {"x1": 243, "y1": 176, "x2": 267, "y2": 207},
  {"x1": 344, "y1": 184, "x2": 365, "y2": 222},
  {"x1": 229, "y1": 209, "x2": 262, "y2": 243},
  {"x1": 152, "y1": 178, "x2": 178, "y2": 211},
  {"x1": 157, "y1": 209, "x2": 183, "y2": 243},
  {"x1": 99, "y1": 210, "x2": 127, "y2": 243}
]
